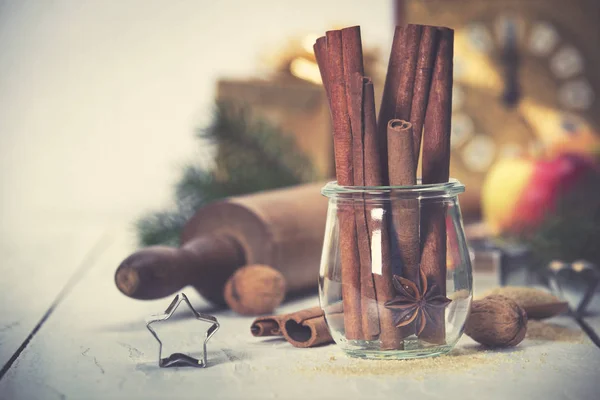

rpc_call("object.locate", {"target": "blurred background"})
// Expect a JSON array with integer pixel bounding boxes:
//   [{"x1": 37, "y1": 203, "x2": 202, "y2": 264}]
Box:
[
  {"x1": 1, "y1": 0, "x2": 600, "y2": 301},
  {"x1": 0, "y1": 0, "x2": 391, "y2": 231}
]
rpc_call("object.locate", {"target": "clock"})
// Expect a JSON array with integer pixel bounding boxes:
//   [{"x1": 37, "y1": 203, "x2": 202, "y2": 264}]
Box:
[{"x1": 403, "y1": 0, "x2": 600, "y2": 216}]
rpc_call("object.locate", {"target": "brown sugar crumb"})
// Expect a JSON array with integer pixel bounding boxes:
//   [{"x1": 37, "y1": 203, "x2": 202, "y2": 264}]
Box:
[
  {"x1": 526, "y1": 320, "x2": 585, "y2": 343},
  {"x1": 299, "y1": 347, "x2": 521, "y2": 377}
]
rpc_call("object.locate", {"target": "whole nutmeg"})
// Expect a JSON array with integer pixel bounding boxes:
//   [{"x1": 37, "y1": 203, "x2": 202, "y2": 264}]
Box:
[
  {"x1": 465, "y1": 295, "x2": 528, "y2": 347},
  {"x1": 224, "y1": 264, "x2": 286, "y2": 316}
]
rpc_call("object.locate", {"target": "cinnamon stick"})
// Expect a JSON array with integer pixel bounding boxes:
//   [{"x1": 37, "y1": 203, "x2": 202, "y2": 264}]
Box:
[
  {"x1": 422, "y1": 27, "x2": 453, "y2": 185},
  {"x1": 394, "y1": 25, "x2": 422, "y2": 121},
  {"x1": 349, "y1": 72, "x2": 380, "y2": 340},
  {"x1": 342, "y1": 29, "x2": 371, "y2": 339},
  {"x1": 281, "y1": 307, "x2": 334, "y2": 348},
  {"x1": 325, "y1": 29, "x2": 362, "y2": 340},
  {"x1": 360, "y1": 80, "x2": 402, "y2": 350},
  {"x1": 387, "y1": 120, "x2": 420, "y2": 341},
  {"x1": 362, "y1": 80, "x2": 383, "y2": 189},
  {"x1": 409, "y1": 26, "x2": 438, "y2": 167},
  {"x1": 376, "y1": 26, "x2": 402, "y2": 184},
  {"x1": 420, "y1": 27, "x2": 454, "y2": 345},
  {"x1": 313, "y1": 36, "x2": 330, "y2": 99},
  {"x1": 387, "y1": 120, "x2": 419, "y2": 275},
  {"x1": 251, "y1": 307, "x2": 334, "y2": 348},
  {"x1": 378, "y1": 25, "x2": 422, "y2": 183},
  {"x1": 251, "y1": 318, "x2": 281, "y2": 337},
  {"x1": 341, "y1": 26, "x2": 364, "y2": 80},
  {"x1": 326, "y1": 30, "x2": 353, "y2": 187}
]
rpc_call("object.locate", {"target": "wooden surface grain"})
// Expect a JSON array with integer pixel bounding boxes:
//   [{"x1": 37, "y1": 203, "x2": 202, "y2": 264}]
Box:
[
  {"x1": 0, "y1": 219, "x2": 109, "y2": 371},
  {"x1": 1, "y1": 226, "x2": 599, "y2": 399}
]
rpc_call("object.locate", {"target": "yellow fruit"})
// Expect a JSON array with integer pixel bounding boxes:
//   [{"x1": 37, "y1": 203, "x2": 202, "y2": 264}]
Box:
[{"x1": 481, "y1": 158, "x2": 534, "y2": 234}]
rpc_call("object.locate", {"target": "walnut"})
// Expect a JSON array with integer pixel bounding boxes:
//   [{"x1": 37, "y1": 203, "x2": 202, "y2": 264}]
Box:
[{"x1": 465, "y1": 295, "x2": 528, "y2": 347}]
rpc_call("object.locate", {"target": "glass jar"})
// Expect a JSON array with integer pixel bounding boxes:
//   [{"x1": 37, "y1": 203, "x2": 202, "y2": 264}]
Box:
[{"x1": 319, "y1": 179, "x2": 472, "y2": 359}]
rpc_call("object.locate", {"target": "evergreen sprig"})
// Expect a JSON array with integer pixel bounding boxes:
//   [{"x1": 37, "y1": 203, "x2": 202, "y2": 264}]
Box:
[
  {"x1": 202, "y1": 102, "x2": 317, "y2": 184},
  {"x1": 135, "y1": 101, "x2": 319, "y2": 246}
]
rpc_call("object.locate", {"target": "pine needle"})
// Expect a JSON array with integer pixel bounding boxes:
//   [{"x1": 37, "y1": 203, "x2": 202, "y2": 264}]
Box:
[{"x1": 135, "y1": 101, "x2": 319, "y2": 246}]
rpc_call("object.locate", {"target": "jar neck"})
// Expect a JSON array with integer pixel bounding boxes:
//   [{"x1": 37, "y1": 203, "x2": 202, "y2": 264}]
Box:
[{"x1": 321, "y1": 179, "x2": 465, "y2": 201}]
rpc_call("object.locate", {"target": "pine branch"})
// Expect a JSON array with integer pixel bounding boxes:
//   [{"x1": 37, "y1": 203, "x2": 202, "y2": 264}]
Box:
[
  {"x1": 200, "y1": 101, "x2": 318, "y2": 183},
  {"x1": 135, "y1": 210, "x2": 189, "y2": 247},
  {"x1": 136, "y1": 100, "x2": 319, "y2": 247}
]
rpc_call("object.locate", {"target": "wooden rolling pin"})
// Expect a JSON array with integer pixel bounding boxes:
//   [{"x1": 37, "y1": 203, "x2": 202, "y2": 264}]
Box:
[{"x1": 115, "y1": 182, "x2": 328, "y2": 305}]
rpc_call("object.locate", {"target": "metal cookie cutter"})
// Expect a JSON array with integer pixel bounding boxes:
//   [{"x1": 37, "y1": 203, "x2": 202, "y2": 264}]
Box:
[
  {"x1": 146, "y1": 293, "x2": 220, "y2": 368},
  {"x1": 547, "y1": 260, "x2": 600, "y2": 349}
]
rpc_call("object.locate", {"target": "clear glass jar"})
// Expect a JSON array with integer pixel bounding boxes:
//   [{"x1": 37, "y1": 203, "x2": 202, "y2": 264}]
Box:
[{"x1": 319, "y1": 179, "x2": 472, "y2": 359}]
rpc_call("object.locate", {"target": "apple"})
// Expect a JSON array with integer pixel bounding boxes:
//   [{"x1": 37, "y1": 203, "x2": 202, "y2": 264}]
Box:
[{"x1": 482, "y1": 153, "x2": 599, "y2": 235}]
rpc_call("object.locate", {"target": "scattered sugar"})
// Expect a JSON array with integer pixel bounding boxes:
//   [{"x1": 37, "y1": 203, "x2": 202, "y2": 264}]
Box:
[
  {"x1": 297, "y1": 347, "x2": 520, "y2": 377},
  {"x1": 526, "y1": 320, "x2": 585, "y2": 343},
  {"x1": 297, "y1": 321, "x2": 585, "y2": 377}
]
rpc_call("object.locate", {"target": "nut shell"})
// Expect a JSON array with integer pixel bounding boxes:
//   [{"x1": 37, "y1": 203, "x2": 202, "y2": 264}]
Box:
[
  {"x1": 465, "y1": 295, "x2": 528, "y2": 347},
  {"x1": 224, "y1": 264, "x2": 286, "y2": 316}
]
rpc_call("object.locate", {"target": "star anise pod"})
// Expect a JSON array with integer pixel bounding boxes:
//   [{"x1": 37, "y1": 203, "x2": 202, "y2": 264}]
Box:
[{"x1": 384, "y1": 270, "x2": 451, "y2": 336}]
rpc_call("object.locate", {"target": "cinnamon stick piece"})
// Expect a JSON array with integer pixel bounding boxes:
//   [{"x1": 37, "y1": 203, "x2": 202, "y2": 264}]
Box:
[
  {"x1": 420, "y1": 27, "x2": 454, "y2": 345},
  {"x1": 326, "y1": 30, "x2": 353, "y2": 187},
  {"x1": 376, "y1": 26, "x2": 402, "y2": 184},
  {"x1": 358, "y1": 80, "x2": 403, "y2": 350},
  {"x1": 394, "y1": 25, "x2": 422, "y2": 121},
  {"x1": 349, "y1": 72, "x2": 380, "y2": 340},
  {"x1": 313, "y1": 36, "x2": 330, "y2": 99},
  {"x1": 325, "y1": 29, "x2": 362, "y2": 340},
  {"x1": 387, "y1": 120, "x2": 420, "y2": 341},
  {"x1": 281, "y1": 307, "x2": 334, "y2": 348},
  {"x1": 341, "y1": 26, "x2": 364, "y2": 81},
  {"x1": 409, "y1": 26, "x2": 438, "y2": 167},
  {"x1": 378, "y1": 25, "x2": 422, "y2": 183},
  {"x1": 422, "y1": 27, "x2": 453, "y2": 185},
  {"x1": 387, "y1": 120, "x2": 419, "y2": 275},
  {"x1": 342, "y1": 28, "x2": 375, "y2": 340},
  {"x1": 250, "y1": 307, "x2": 334, "y2": 348},
  {"x1": 251, "y1": 318, "x2": 281, "y2": 336}
]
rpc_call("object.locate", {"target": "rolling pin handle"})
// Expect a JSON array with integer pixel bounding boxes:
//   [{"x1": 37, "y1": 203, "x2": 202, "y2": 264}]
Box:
[{"x1": 115, "y1": 235, "x2": 245, "y2": 302}]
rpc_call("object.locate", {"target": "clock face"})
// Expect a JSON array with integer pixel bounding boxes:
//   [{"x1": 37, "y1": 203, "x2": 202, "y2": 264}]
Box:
[{"x1": 450, "y1": 13, "x2": 599, "y2": 193}]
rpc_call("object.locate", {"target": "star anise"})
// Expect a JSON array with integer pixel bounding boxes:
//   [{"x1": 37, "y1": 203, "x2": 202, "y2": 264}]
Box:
[{"x1": 384, "y1": 270, "x2": 451, "y2": 336}]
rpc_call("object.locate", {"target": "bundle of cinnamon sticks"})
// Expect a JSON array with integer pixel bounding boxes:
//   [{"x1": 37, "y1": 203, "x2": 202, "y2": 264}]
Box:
[{"x1": 314, "y1": 24, "x2": 453, "y2": 349}]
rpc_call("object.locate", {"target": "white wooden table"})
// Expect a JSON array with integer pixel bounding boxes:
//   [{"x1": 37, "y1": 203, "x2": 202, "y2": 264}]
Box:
[{"x1": 1, "y1": 223, "x2": 599, "y2": 400}]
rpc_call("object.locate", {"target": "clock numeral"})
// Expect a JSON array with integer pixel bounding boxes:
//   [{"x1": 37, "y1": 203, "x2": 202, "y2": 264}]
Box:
[
  {"x1": 495, "y1": 14, "x2": 523, "y2": 48},
  {"x1": 467, "y1": 23, "x2": 493, "y2": 53},
  {"x1": 528, "y1": 21, "x2": 559, "y2": 57},
  {"x1": 461, "y1": 135, "x2": 496, "y2": 172},
  {"x1": 558, "y1": 80, "x2": 595, "y2": 110},
  {"x1": 550, "y1": 46, "x2": 584, "y2": 79},
  {"x1": 451, "y1": 113, "x2": 474, "y2": 148}
]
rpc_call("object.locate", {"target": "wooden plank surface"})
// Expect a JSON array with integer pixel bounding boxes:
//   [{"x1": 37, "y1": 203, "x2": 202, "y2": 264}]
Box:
[
  {"x1": 0, "y1": 219, "x2": 109, "y2": 371},
  {"x1": 1, "y1": 228, "x2": 599, "y2": 399}
]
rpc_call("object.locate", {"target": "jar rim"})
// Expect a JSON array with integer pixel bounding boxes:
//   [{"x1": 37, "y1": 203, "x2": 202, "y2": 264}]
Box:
[{"x1": 321, "y1": 178, "x2": 465, "y2": 198}]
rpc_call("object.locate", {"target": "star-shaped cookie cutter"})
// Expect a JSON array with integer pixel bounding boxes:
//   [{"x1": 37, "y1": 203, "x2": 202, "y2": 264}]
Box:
[{"x1": 146, "y1": 293, "x2": 220, "y2": 368}]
